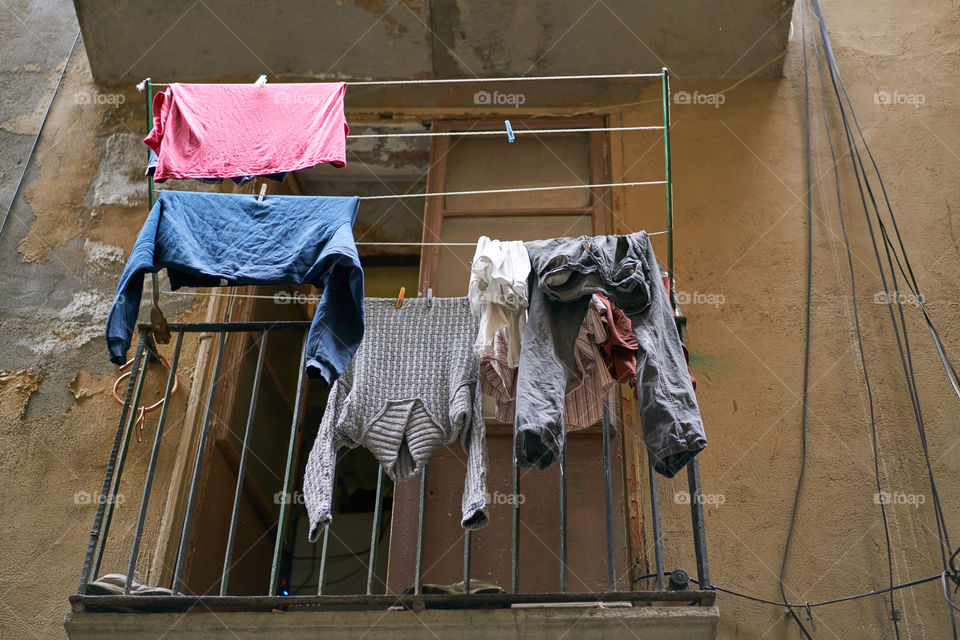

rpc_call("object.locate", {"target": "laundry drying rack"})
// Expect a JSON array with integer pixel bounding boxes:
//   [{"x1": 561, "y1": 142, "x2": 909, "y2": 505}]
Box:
[{"x1": 74, "y1": 68, "x2": 710, "y2": 610}]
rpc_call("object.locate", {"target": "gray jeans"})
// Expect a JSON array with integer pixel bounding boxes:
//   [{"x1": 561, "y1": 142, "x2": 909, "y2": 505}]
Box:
[{"x1": 514, "y1": 231, "x2": 706, "y2": 477}]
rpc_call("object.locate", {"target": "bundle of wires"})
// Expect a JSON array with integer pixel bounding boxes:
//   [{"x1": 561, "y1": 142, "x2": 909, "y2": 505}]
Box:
[{"x1": 775, "y1": 0, "x2": 960, "y2": 637}]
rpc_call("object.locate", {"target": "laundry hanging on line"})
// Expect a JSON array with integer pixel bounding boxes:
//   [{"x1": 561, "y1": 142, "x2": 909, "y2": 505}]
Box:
[
  {"x1": 480, "y1": 293, "x2": 634, "y2": 430},
  {"x1": 302, "y1": 297, "x2": 489, "y2": 539},
  {"x1": 144, "y1": 82, "x2": 348, "y2": 182},
  {"x1": 145, "y1": 148, "x2": 288, "y2": 187},
  {"x1": 105, "y1": 190, "x2": 364, "y2": 385},
  {"x1": 468, "y1": 236, "x2": 530, "y2": 367},
  {"x1": 512, "y1": 231, "x2": 706, "y2": 477}
]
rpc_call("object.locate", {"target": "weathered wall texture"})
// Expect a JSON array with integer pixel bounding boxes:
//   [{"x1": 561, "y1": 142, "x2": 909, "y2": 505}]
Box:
[
  {"x1": 0, "y1": 2, "x2": 208, "y2": 638},
  {"x1": 613, "y1": 2, "x2": 960, "y2": 639},
  {"x1": 1, "y1": 0, "x2": 958, "y2": 639}
]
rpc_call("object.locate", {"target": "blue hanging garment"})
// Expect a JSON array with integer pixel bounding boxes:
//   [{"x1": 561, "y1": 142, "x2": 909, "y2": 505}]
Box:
[{"x1": 105, "y1": 190, "x2": 364, "y2": 384}]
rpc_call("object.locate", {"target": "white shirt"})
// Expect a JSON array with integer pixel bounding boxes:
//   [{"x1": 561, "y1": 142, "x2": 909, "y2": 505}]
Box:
[{"x1": 468, "y1": 236, "x2": 531, "y2": 367}]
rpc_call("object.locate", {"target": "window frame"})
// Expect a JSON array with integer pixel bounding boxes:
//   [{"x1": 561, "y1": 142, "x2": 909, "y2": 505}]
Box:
[{"x1": 417, "y1": 117, "x2": 613, "y2": 295}]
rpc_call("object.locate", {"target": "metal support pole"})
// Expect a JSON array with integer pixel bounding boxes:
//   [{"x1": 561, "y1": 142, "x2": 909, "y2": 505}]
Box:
[
  {"x1": 414, "y1": 462, "x2": 429, "y2": 595},
  {"x1": 269, "y1": 333, "x2": 308, "y2": 595},
  {"x1": 559, "y1": 438, "x2": 567, "y2": 593},
  {"x1": 221, "y1": 330, "x2": 269, "y2": 595},
  {"x1": 463, "y1": 529, "x2": 472, "y2": 594},
  {"x1": 687, "y1": 458, "x2": 710, "y2": 587},
  {"x1": 91, "y1": 336, "x2": 151, "y2": 581},
  {"x1": 172, "y1": 331, "x2": 227, "y2": 593},
  {"x1": 124, "y1": 331, "x2": 184, "y2": 594},
  {"x1": 317, "y1": 455, "x2": 337, "y2": 595},
  {"x1": 366, "y1": 467, "x2": 384, "y2": 595},
  {"x1": 144, "y1": 78, "x2": 160, "y2": 306},
  {"x1": 77, "y1": 334, "x2": 145, "y2": 593},
  {"x1": 661, "y1": 67, "x2": 676, "y2": 310},
  {"x1": 512, "y1": 430, "x2": 519, "y2": 593},
  {"x1": 648, "y1": 458, "x2": 666, "y2": 591},
  {"x1": 601, "y1": 399, "x2": 617, "y2": 591}
]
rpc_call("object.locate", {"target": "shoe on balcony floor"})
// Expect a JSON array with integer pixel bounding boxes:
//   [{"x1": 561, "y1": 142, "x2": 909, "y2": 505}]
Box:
[
  {"x1": 85, "y1": 573, "x2": 174, "y2": 596},
  {"x1": 403, "y1": 580, "x2": 505, "y2": 595}
]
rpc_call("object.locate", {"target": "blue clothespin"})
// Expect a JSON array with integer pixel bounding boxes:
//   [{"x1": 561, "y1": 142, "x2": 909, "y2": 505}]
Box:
[{"x1": 505, "y1": 120, "x2": 515, "y2": 143}]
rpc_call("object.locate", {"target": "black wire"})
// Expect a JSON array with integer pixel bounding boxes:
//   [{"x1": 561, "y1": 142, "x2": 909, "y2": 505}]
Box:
[
  {"x1": 777, "y1": 2, "x2": 815, "y2": 637},
  {"x1": 808, "y1": 0, "x2": 958, "y2": 635},
  {"x1": 690, "y1": 573, "x2": 946, "y2": 609},
  {"x1": 820, "y1": 24, "x2": 960, "y2": 408},
  {"x1": 0, "y1": 29, "x2": 80, "y2": 242},
  {"x1": 805, "y1": 2, "x2": 901, "y2": 636}
]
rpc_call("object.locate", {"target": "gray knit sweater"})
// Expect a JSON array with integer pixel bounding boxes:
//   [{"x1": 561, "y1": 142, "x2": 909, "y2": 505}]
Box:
[{"x1": 303, "y1": 297, "x2": 489, "y2": 541}]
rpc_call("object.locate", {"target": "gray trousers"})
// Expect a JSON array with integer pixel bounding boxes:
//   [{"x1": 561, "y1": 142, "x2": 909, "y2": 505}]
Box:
[{"x1": 514, "y1": 231, "x2": 706, "y2": 477}]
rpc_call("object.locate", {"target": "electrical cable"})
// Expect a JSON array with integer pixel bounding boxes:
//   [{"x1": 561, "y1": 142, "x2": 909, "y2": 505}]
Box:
[
  {"x1": 812, "y1": 0, "x2": 958, "y2": 580},
  {"x1": 776, "y1": 0, "x2": 814, "y2": 637},
  {"x1": 808, "y1": 0, "x2": 959, "y2": 635},
  {"x1": 0, "y1": 29, "x2": 80, "y2": 242},
  {"x1": 688, "y1": 572, "x2": 948, "y2": 609},
  {"x1": 805, "y1": 1, "x2": 901, "y2": 635}
]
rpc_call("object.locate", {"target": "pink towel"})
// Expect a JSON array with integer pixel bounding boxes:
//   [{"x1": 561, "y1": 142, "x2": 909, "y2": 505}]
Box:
[{"x1": 144, "y1": 83, "x2": 348, "y2": 182}]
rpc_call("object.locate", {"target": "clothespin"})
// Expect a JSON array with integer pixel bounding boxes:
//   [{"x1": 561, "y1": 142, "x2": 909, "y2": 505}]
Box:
[
  {"x1": 254, "y1": 74, "x2": 268, "y2": 87},
  {"x1": 395, "y1": 286, "x2": 405, "y2": 308},
  {"x1": 804, "y1": 602, "x2": 813, "y2": 621},
  {"x1": 258, "y1": 183, "x2": 267, "y2": 202},
  {"x1": 426, "y1": 288, "x2": 433, "y2": 308},
  {"x1": 505, "y1": 119, "x2": 515, "y2": 143}
]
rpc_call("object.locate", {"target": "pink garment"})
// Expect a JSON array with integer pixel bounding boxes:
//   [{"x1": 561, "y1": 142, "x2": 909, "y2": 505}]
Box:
[{"x1": 144, "y1": 83, "x2": 348, "y2": 182}]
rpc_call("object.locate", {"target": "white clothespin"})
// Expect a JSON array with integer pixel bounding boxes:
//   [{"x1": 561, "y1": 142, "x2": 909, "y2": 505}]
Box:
[
  {"x1": 426, "y1": 288, "x2": 433, "y2": 308},
  {"x1": 258, "y1": 183, "x2": 267, "y2": 202},
  {"x1": 254, "y1": 74, "x2": 268, "y2": 87}
]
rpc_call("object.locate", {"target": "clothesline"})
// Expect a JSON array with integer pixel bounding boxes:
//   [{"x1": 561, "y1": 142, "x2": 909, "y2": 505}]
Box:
[
  {"x1": 145, "y1": 230, "x2": 670, "y2": 301},
  {"x1": 143, "y1": 72, "x2": 664, "y2": 89},
  {"x1": 357, "y1": 181, "x2": 664, "y2": 201},
  {"x1": 347, "y1": 125, "x2": 663, "y2": 139},
  {"x1": 355, "y1": 231, "x2": 668, "y2": 246}
]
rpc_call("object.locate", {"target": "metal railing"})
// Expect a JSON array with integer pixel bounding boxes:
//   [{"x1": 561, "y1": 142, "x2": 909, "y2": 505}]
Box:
[{"x1": 73, "y1": 321, "x2": 711, "y2": 612}]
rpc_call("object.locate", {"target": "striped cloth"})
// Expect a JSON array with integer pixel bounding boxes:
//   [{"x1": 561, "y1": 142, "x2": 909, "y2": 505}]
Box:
[
  {"x1": 481, "y1": 294, "x2": 617, "y2": 430},
  {"x1": 303, "y1": 298, "x2": 488, "y2": 541}
]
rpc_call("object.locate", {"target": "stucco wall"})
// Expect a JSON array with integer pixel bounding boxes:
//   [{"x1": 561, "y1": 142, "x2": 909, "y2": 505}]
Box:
[
  {"x1": 613, "y1": 2, "x2": 960, "y2": 638},
  {"x1": 0, "y1": 3, "x2": 209, "y2": 638},
  {"x1": 1, "y1": 0, "x2": 959, "y2": 639}
]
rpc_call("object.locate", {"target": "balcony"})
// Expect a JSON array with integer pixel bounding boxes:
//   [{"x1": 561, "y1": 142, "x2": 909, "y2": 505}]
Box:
[
  {"x1": 66, "y1": 322, "x2": 717, "y2": 640},
  {"x1": 73, "y1": 0, "x2": 793, "y2": 86}
]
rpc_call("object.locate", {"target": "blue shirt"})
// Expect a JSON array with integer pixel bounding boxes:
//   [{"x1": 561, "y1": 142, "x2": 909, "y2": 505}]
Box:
[{"x1": 105, "y1": 190, "x2": 364, "y2": 384}]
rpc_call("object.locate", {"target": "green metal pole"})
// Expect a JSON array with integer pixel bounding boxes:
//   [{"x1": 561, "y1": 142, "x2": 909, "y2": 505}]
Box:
[
  {"x1": 661, "y1": 67, "x2": 675, "y2": 310},
  {"x1": 145, "y1": 79, "x2": 160, "y2": 305}
]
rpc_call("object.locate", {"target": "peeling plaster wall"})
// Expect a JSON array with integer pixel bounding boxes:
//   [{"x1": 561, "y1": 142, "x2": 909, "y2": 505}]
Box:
[
  {"x1": 0, "y1": 3, "x2": 203, "y2": 639},
  {"x1": 1, "y1": 1, "x2": 959, "y2": 639}
]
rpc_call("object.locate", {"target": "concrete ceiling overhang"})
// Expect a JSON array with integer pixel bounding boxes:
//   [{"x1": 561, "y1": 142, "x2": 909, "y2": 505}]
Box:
[{"x1": 75, "y1": 0, "x2": 795, "y2": 89}]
